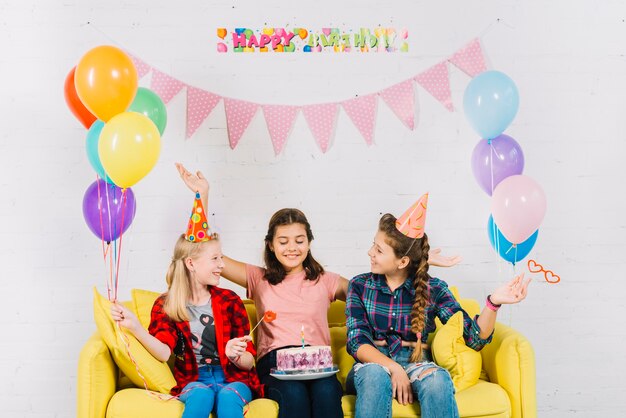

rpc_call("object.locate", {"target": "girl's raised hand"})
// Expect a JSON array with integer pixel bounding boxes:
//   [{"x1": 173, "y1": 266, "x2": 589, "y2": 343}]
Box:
[
  {"x1": 428, "y1": 248, "x2": 462, "y2": 268},
  {"x1": 110, "y1": 302, "x2": 141, "y2": 333},
  {"x1": 225, "y1": 335, "x2": 252, "y2": 362},
  {"x1": 490, "y1": 273, "x2": 531, "y2": 305},
  {"x1": 175, "y1": 162, "x2": 209, "y2": 195}
]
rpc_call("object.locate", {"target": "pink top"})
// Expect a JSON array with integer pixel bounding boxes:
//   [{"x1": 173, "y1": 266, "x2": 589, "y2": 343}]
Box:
[{"x1": 246, "y1": 264, "x2": 340, "y2": 360}]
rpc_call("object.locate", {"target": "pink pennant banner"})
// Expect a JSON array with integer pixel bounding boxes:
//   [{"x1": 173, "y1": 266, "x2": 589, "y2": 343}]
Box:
[
  {"x1": 302, "y1": 103, "x2": 339, "y2": 153},
  {"x1": 150, "y1": 69, "x2": 186, "y2": 104},
  {"x1": 341, "y1": 94, "x2": 378, "y2": 146},
  {"x1": 224, "y1": 98, "x2": 259, "y2": 149},
  {"x1": 415, "y1": 62, "x2": 454, "y2": 112},
  {"x1": 262, "y1": 105, "x2": 299, "y2": 155},
  {"x1": 379, "y1": 79, "x2": 416, "y2": 130},
  {"x1": 448, "y1": 38, "x2": 487, "y2": 77},
  {"x1": 186, "y1": 87, "x2": 222, "y2": 138},
  {"x1": 127, "y1": 53, "x2": 151, "y2": 79}
]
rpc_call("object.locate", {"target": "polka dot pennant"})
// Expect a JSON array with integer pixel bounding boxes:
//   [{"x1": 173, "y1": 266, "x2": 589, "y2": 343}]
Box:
[
  {"x1": 262, "y1": 104, "x2": 299, "y2": 155},
  {"x1": 223, "y1": 98, "x2": 259, "y2": 149},
  {"x1": 186, "y1": 86, "x2": 222, "y2": 138},
  {"x1": 150, "y1": 69, "x2": 186, "y2": 104},
  {"x1": 301, "y1": 103, "x2": 339, "y2": 153},
  {"x1": 127, "y1": 53, "x2": 151, "y2": 79},
  {"x1": 379, "y1": 79, "x2": 416, "y2": 130},
  {"x1": 185, "y1": 192, "x2": 216, "y2": 242},
  {"x1": 341, "y1": 94, "x2": 378, "y2": 146},
  {"x1": 448, "y1": 38, "x2": 488, "y2": 78},
  {"x1": 415, "y1": 62, "x2": 454, "y2": 112}
]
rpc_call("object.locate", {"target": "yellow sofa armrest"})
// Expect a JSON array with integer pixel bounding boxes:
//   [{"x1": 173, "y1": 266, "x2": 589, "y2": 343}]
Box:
[
  {"x1": 77, "y1": 332, "x2": 118, "y2": 418},
  {"x1": 480, "y1": 323, "x2": 537, "y2": 418}
]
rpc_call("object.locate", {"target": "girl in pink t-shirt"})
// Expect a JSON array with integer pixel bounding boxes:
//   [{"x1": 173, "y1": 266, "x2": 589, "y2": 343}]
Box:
[{"x1": 175, "y1": 163, "x2": 461, "y2": 418}]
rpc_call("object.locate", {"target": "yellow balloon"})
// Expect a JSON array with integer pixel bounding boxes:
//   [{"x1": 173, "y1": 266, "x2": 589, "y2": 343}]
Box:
[
  {"x1": 75, "y1": 45, "x2": 138, "y2": 122},
  {"x1": 98, "y1": 112, "x2": 161, "y2": 188}
]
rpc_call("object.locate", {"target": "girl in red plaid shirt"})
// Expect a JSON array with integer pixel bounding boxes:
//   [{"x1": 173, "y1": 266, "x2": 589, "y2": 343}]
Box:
[{"x1": 110, "y1": 194, "x2": 262, "y2": 418}]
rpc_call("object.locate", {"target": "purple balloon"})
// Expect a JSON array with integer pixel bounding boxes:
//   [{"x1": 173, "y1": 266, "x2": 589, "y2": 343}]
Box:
[
  {"x1": 82, "y1": 179, "x2": 137, "y2": 242},
  {"x1": 471, "y1": 134, "x2": 524, "y2": 196}
]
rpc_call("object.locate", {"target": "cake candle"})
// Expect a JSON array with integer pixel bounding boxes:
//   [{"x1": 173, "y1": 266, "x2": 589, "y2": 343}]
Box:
[{"x1": 301, "y1": 325, "x2": 305, "y2": 348}]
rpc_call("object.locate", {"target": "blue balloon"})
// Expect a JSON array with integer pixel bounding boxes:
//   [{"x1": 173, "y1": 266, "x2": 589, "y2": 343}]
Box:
[
  {"x1": 463, "y1": 71, "x2": 519, "y2": 140},
  {"x1": 488, "y1": 215, "x2": 537, "y2": 265},
  {"x1": 85, "y1": 120, "x2": 113, "y2": 184}
]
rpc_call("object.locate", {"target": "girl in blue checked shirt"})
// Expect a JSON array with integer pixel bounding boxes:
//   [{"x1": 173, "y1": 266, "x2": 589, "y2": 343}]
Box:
[{"x1": 345, "y1": 211, "x2": 530, "y2": 418}]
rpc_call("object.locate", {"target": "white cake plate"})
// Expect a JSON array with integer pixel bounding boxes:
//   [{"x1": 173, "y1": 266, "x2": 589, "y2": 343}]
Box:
[{"x1": 270, "y1": 366, "x2": 339, "y2": 381}]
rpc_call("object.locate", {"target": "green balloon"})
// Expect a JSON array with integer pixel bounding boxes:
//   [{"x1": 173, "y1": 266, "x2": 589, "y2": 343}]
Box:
[{"x1": 128, "y1": 87, "x2": 167, "y2": 135}]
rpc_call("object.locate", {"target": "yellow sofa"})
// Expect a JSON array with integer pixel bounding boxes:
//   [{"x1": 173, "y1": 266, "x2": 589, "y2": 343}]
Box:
[{"x1": 77, "y1": 287, "x2": 536, "y2": 418}]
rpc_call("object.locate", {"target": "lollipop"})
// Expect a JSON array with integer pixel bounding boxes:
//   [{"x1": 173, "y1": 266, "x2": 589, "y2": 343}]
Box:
[{"x1": 250, "y1": 310, "x2": 277, "y2": 334}]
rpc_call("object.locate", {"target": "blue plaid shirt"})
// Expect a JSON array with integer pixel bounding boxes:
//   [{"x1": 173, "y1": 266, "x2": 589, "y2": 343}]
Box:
[{"x1": 346, "y1": 272, "x2": 493, "y2": 360}]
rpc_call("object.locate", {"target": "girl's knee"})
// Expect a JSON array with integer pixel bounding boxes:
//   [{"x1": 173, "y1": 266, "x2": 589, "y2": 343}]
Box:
[
  {"x1": 412, "y1": 367, "x2": 454, "y2": 391},
  {"x1": 354, "y1": 363, "x2": 392, "y2": 390}
]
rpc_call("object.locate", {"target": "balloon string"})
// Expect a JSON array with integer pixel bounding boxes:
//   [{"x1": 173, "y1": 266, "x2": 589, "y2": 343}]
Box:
[
  {"x1": 114, "y1": 189, "x2": 128, "y2": 301},
  {"x1": 96, "y1": 176, "x2": 113, "y2": 300}
]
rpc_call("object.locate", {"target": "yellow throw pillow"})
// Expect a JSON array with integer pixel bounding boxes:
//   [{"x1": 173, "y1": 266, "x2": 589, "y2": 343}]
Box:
[
  {"x1": 93, "y1": 288, "x2": 176, "y2": 394},
  {"x1": 131, "y1": 288, "x2": 162, "y2": 329},
  {"x1": 431, "y1": 311, "x2": 482, "y2": 392}
]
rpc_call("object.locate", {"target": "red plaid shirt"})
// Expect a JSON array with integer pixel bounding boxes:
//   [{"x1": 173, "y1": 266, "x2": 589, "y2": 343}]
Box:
[{"x1": 148, "y1": 286, "x2": 264, "y2": 397}]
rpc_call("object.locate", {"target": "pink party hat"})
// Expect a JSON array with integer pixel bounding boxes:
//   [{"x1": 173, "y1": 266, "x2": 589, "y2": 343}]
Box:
[
  {"x1": 185, "y1": 193, "x2": 217, "y2": 242},
  {"x1": 395, "y1": 193, "x2": 429, "y2": 238}
]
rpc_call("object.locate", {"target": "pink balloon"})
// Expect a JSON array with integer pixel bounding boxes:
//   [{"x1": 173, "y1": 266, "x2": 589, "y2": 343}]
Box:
[{"x1": 491, "y1": 175, "x2": 547, "y2": 244}]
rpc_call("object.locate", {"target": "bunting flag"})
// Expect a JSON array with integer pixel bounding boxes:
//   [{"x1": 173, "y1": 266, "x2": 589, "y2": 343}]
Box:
[
  {"x1": 379, "y1": 79, "x2": 415, "y2": 130},
  {"x1": 448, "y1": 38, "x2": 488, "y2": 77},
  {"x1": 262, "y1": 105, "x2": 299, "y2": 155},
  {"x1": 224, "y1": 98, "x2": 259, "y2": 149},
  {"x1": 150, "y1": 69, "x2": 186, "y2": 104},
  {"x1": 302, "y1": 103, "x2": 339, "y2": 153},
  {"x1": 186, "y1": 87, "x2": 221, "y2": 138},
  {"x1": 127, "y1": 53, "x2": 152, "y2": 79},
  {"x1": 125, "y1": 37, "x2": 490, "y2": 153},
  {"x1": 341, "y1": 94, "x2": 378, "y2": 146},
  {"x1": 415, "y1": 62, "x2": 454, "y2": 112}
]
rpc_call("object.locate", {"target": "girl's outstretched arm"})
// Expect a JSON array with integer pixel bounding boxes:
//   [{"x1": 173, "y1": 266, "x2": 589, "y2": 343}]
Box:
[
  {"x1": 111, "y1": 303, "x2": 171, "y2": 362},
  {"x1": 176, "y1": 163, "x2": 248, "y2": 288}
]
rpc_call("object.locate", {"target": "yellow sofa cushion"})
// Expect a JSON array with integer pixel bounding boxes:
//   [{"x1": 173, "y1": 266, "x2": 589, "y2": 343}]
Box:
[
  {"x1": 93, "y1": 288, "x2": 176, "y2": 394},
  {"x1": 131, "y1": 288, "x2": 162, "y2": 329},
  {"x1": 431, "y1": 311, "x2": 482, "y2": 392}
]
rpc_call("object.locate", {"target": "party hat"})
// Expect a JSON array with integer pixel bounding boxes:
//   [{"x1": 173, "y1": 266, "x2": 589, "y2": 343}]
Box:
[
  {"x1": 395, "y1": 193, "x2": 429, "y2": 238},
  {"x1": 185, "y1": 192, "x2": 216, "y2": 242}
]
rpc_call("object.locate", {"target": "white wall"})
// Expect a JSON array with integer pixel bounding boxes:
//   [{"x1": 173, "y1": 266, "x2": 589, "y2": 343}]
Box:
[{"x1": 1, "y1": 1, "x2": 624, "y2": 416}]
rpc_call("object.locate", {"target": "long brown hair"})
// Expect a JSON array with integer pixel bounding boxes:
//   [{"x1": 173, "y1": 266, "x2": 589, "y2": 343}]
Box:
[
  {"x1": 163, "y1": 234, "x2": 217, "y2": 322},
  {"x1": 263, "y1": 208, "x2": 325, "y2": 285},
  {"x1": 378, "y1": 213, "x2": 430, "y2": 362}
]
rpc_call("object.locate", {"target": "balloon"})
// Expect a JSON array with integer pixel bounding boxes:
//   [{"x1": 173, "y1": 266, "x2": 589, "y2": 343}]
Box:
[
  {"x1": 471, "y1": 134, "x2": 524, "y2": 195},
  {"x1": 491, "y1": 175, "x2": 546, "y2": 244},
  {"x1": 98, "y1": 112, "x2": 161, "y2": 188},
  {"x1": 64, "y1": 67, "x2": 97, "y2": 129},
  {"x1": 463, "y1": 71, "x2": 519, "y2": 140},
  {"x1": 75, "y1": 45, "x2": 138, "y2": 122},
  {"x1": 85, "y1": 120, "x2": 114, "y2": 184},
  {"x1": 128, "y1": 87, "x2": 167, "y2": 135},
  {"x1": 487, "y1": 215, "x2": 538, "y2": 264},
  {"x1": 82, "y1": 179, "x2": 136, "y2": 242}
]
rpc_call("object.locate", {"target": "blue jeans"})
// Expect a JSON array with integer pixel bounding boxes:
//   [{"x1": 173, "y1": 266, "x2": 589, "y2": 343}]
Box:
[
  {"x1": 179, "y1": 365, "x2": 252, "y2": 418},
  {"x1": 257, "y1": 347, "x2": 343, "y2": 418},
  {"x1": 346, "y1": 347, "x2": 458, "y2": 418}
]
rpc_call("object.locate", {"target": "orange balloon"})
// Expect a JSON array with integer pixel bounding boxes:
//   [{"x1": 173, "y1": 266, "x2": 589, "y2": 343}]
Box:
[{"x1": 75, "y1": 45, "x2": 138, "y2": 122}]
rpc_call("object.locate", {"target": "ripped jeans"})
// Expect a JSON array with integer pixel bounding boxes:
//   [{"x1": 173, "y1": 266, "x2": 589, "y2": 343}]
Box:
[{"x1": 345, "y1": 346, "x2": 458, "y2": 418}]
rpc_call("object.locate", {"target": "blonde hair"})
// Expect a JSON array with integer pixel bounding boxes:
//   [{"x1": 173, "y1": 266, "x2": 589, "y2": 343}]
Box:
[
  {"x1": 378, "y1": 214, "x2": 430, "y2": 363},
  {"x1": 163, "y1": 234, "x2": 217, "y2": 322}
]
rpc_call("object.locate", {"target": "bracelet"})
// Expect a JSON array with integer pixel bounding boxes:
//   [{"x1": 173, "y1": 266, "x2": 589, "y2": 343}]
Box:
[{"x1": 486, "y1": 295, "x2": 501, "y2": 312}]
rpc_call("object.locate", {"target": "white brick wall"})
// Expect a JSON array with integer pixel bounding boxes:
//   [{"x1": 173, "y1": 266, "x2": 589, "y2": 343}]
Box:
[{"x1": 1, "y1": 1, "x2": 624, "y2": 416}]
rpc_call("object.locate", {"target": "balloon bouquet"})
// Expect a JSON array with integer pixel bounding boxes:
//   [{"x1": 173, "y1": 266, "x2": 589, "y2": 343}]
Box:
[
  {"x1": 64, "y1": 45, "x2": 167, "y2": 300},
  {"x1": 463, "y1": 71, "x2": 546, "y2": 266}
]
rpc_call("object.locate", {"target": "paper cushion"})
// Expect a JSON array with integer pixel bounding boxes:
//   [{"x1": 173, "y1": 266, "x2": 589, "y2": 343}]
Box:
[
  {"x1": 131, "y1": 288, "x2": 162, "y2": 329},
  {"x1": 93, "y1": 288, "x2": 175, "y2": 394},
  {"x1": 432, "y1": 311, "x2": 482, "y2": 392}
]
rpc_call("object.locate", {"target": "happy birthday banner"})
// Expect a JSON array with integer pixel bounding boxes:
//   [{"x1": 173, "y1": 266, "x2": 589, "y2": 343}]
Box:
[
  {"x1": 217, "y1": 27, "x2": 410, "y2": 53},
  {"x1": 130, "y1": 38, "x2": 488, "y2": 154}
]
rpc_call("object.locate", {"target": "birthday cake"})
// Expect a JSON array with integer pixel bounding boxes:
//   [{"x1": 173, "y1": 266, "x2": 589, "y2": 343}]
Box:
[{"x1": 276, "y1": 346, "x2": 333, "y2": 371}]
